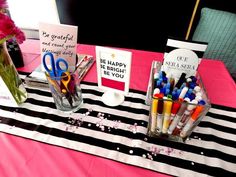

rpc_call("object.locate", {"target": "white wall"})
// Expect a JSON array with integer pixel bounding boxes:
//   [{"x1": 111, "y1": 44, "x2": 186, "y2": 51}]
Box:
[{"x1": 8, "y1": 0, "x2": 60, "y2": 38}]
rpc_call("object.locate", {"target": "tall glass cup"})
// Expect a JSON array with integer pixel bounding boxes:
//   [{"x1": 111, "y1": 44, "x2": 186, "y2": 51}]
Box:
[{"x1": 45, "y1": 71, "x2": 83, "y2": 112}]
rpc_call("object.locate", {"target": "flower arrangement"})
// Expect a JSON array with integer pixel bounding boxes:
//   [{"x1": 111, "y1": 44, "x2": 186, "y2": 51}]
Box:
[
  {"x1": 0, "y1": 0, "x2": 25, "y2": 44},
  {"x1": 0, "y1": 0, "x2": 7, "y2": 9},
  {"x1": 0, "y1": 0, "x2": 27, "y2": 105}
]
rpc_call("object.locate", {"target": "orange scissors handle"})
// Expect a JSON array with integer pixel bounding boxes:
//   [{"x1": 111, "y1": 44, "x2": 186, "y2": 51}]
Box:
[{"x1": 60, "y1": 72, "x2": 71, "y2": 93}]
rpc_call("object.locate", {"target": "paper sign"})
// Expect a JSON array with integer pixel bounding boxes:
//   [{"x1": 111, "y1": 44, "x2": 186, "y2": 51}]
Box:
[
  {"x1": 0, "y1": 77, "x2": 18, "y2": 107},
  {"x1": 164, "y1": 38, "x2": 208, "y2": 64},
  {"x1": 162, "y1": 48, "x2": 199, "y2": 79},
  {"x1": 39, "y1": 22, "x2": 78, "y2": 70},
  {"x1": 96, "y1": 46, "x2": 132, "y2": 94}
]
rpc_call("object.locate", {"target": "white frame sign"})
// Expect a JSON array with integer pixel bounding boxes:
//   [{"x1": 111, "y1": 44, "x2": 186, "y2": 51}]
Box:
[{"x1": 96, "y1": 46, "x2": 132, "y2": 106}]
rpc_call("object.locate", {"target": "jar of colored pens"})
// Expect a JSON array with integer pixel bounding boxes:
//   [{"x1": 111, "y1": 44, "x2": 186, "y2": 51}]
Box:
[{"x1": 147, "y1": 71, "x2": 211, "y2": 142}]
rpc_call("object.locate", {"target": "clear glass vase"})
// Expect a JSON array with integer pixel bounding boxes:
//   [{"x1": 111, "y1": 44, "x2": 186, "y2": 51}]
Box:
[{"x1": 0, "y1": 42, "x2": 27, "y2": 105}]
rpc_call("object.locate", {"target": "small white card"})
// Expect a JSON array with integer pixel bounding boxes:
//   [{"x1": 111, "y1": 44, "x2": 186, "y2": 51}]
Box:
[
  {"x1": 96, "y1": 46, "x2": 132, "y2": 94},
  {"x1": 0, "y1": 77, "x2": 18, "y2": 107},
  {"x1": 39, "y1": 22, "x2": 78, "y2": 70},
  {"x1": 162, "y1": 48, "x2": 199, "y2": 79}
]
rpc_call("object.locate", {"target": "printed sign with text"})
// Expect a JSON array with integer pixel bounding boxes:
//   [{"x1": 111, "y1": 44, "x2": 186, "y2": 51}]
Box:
[
  {"x1": 96, "y1": 46, "x2": 132, "y2": 94},
  {"x1": 162, "y1": 48, "x2": 199, "y2": 79},
  {"x1": 39, "y1": 22, "x2": 78, "y2": 70}
]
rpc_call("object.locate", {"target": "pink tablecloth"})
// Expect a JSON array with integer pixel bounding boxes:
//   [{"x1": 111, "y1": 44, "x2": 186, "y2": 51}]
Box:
[{"x1": 1, "y1": 39, "x2": 235, "y2": 177}]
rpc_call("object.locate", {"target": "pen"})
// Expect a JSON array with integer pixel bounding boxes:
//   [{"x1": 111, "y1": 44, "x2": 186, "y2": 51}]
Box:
[
  {"x1": 180, "y1": 104, "x2": 205, "y2": 138},
  {"x1": 162, "y1": 98, "x2": 173, "y2": 134}
]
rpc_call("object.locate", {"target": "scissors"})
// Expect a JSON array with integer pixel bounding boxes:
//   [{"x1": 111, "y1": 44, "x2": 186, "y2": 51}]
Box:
[
  {"x1": 43, "y1": 52, "x2": 69, "y2": 79},
  {"x1": 60, "y1": 72, "x2": 74, "y2": 107},
  {"x1": 60, "y1": 72, "x2": 72, "y2": 93}
]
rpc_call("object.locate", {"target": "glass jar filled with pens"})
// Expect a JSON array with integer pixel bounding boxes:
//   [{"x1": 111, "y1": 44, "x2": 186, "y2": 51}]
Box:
[{"x1": 147, "y1": 67, "x2": 211, "y2": 142}]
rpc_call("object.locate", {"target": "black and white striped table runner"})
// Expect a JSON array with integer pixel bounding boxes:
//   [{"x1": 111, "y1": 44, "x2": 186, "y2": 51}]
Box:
[{"x1": 0, "y1": 77, "x2": 235, "y2": 177}]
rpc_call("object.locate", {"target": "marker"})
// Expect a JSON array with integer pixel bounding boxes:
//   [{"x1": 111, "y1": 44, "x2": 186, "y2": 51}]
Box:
[
  {"x1": 175, "y1": 73, "x2": 186, "y2": 89},
  {"x1": 180, "y1": 104, "x2": 205, "y2": 138},
  {"x1": 164, "y1": 82, "x2": 171, "y2": 95},
  {"x1": 162, "y1": 76, "x2": 168, "y2": 84},
  {"x1": 162, "y1": 71, "x2": 166, "y2": 78},
  {"x1": 193, "y1": 85, "x2": 201, "y2": 93},
  {"x1": 167, "y1": 100, "x2": 188, "y2": 135},
  {"x1": 178, "y1": 86, "x2": 188, "y2": 99},
  {"x1": 171, "y1": 88, "x2": 179, "y2": 100},
  {"x1": 172, "y1": 100, "x2": 198, "y2": 135},
  {"x1": 156, "y1": 78, "x2": 163, "y2": 88},
  {"x1": 189, "y1": 82, "x2": 197, "y2": 89},
  {"x1": 169, "y1": 100, "x2": 181, "y2": 125},
  {"x1": 156, "y1": 95, "x2": 164, "y2": 133},
  {"x1": 153, "y1": 88, "x2": 160, "y2": 95},
  {"x1": 162, "y1": 98, "x2": 173, "y2": 134},
  {"x1": 196, "y1": 92, "x2": 202, "y2": 97},
  {"x1": 153, "y1": 71, "x2": 160, "y2": 88},
  {"x1": 180, "y1": 83, "x2": 187, "y2": 90},
  {"x1": 184, "y1": 88, "x2": 193, "y2": 98},
  {"x1": 169, "y1": 77, "x2": 175, "y2": 93},
  {"x1": 154, "y1": 72, "x2": 159, "y2": 82},
  {"x1": 150, "y1": 96, "x2": 158, "y2": 132},
  {"x1": 186, "y1": 77, "x2": 192, "y2": 84},
  {"x1": 195, "y1": 95, "x2": 202, "y2": 102},
  {"x1": 190, "y1": 76, "x2": 197, "y2": 83}
]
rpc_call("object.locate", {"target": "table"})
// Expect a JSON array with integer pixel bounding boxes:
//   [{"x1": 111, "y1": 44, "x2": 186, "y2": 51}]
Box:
[{"x1": 0, "y1": 39, "x2": 236, "y2": 177}]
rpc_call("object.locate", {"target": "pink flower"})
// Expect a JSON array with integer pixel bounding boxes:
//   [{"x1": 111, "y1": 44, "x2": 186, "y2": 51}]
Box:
[
  {"x1": 0, "y1": 13, "x2": 25, "y2": 44},
  {"x1": 0, "y1": 0, "x2": 8, "y2": 9},
  {"x1": 14, "y1": 27, "x2": 26, "y2": 44}
]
